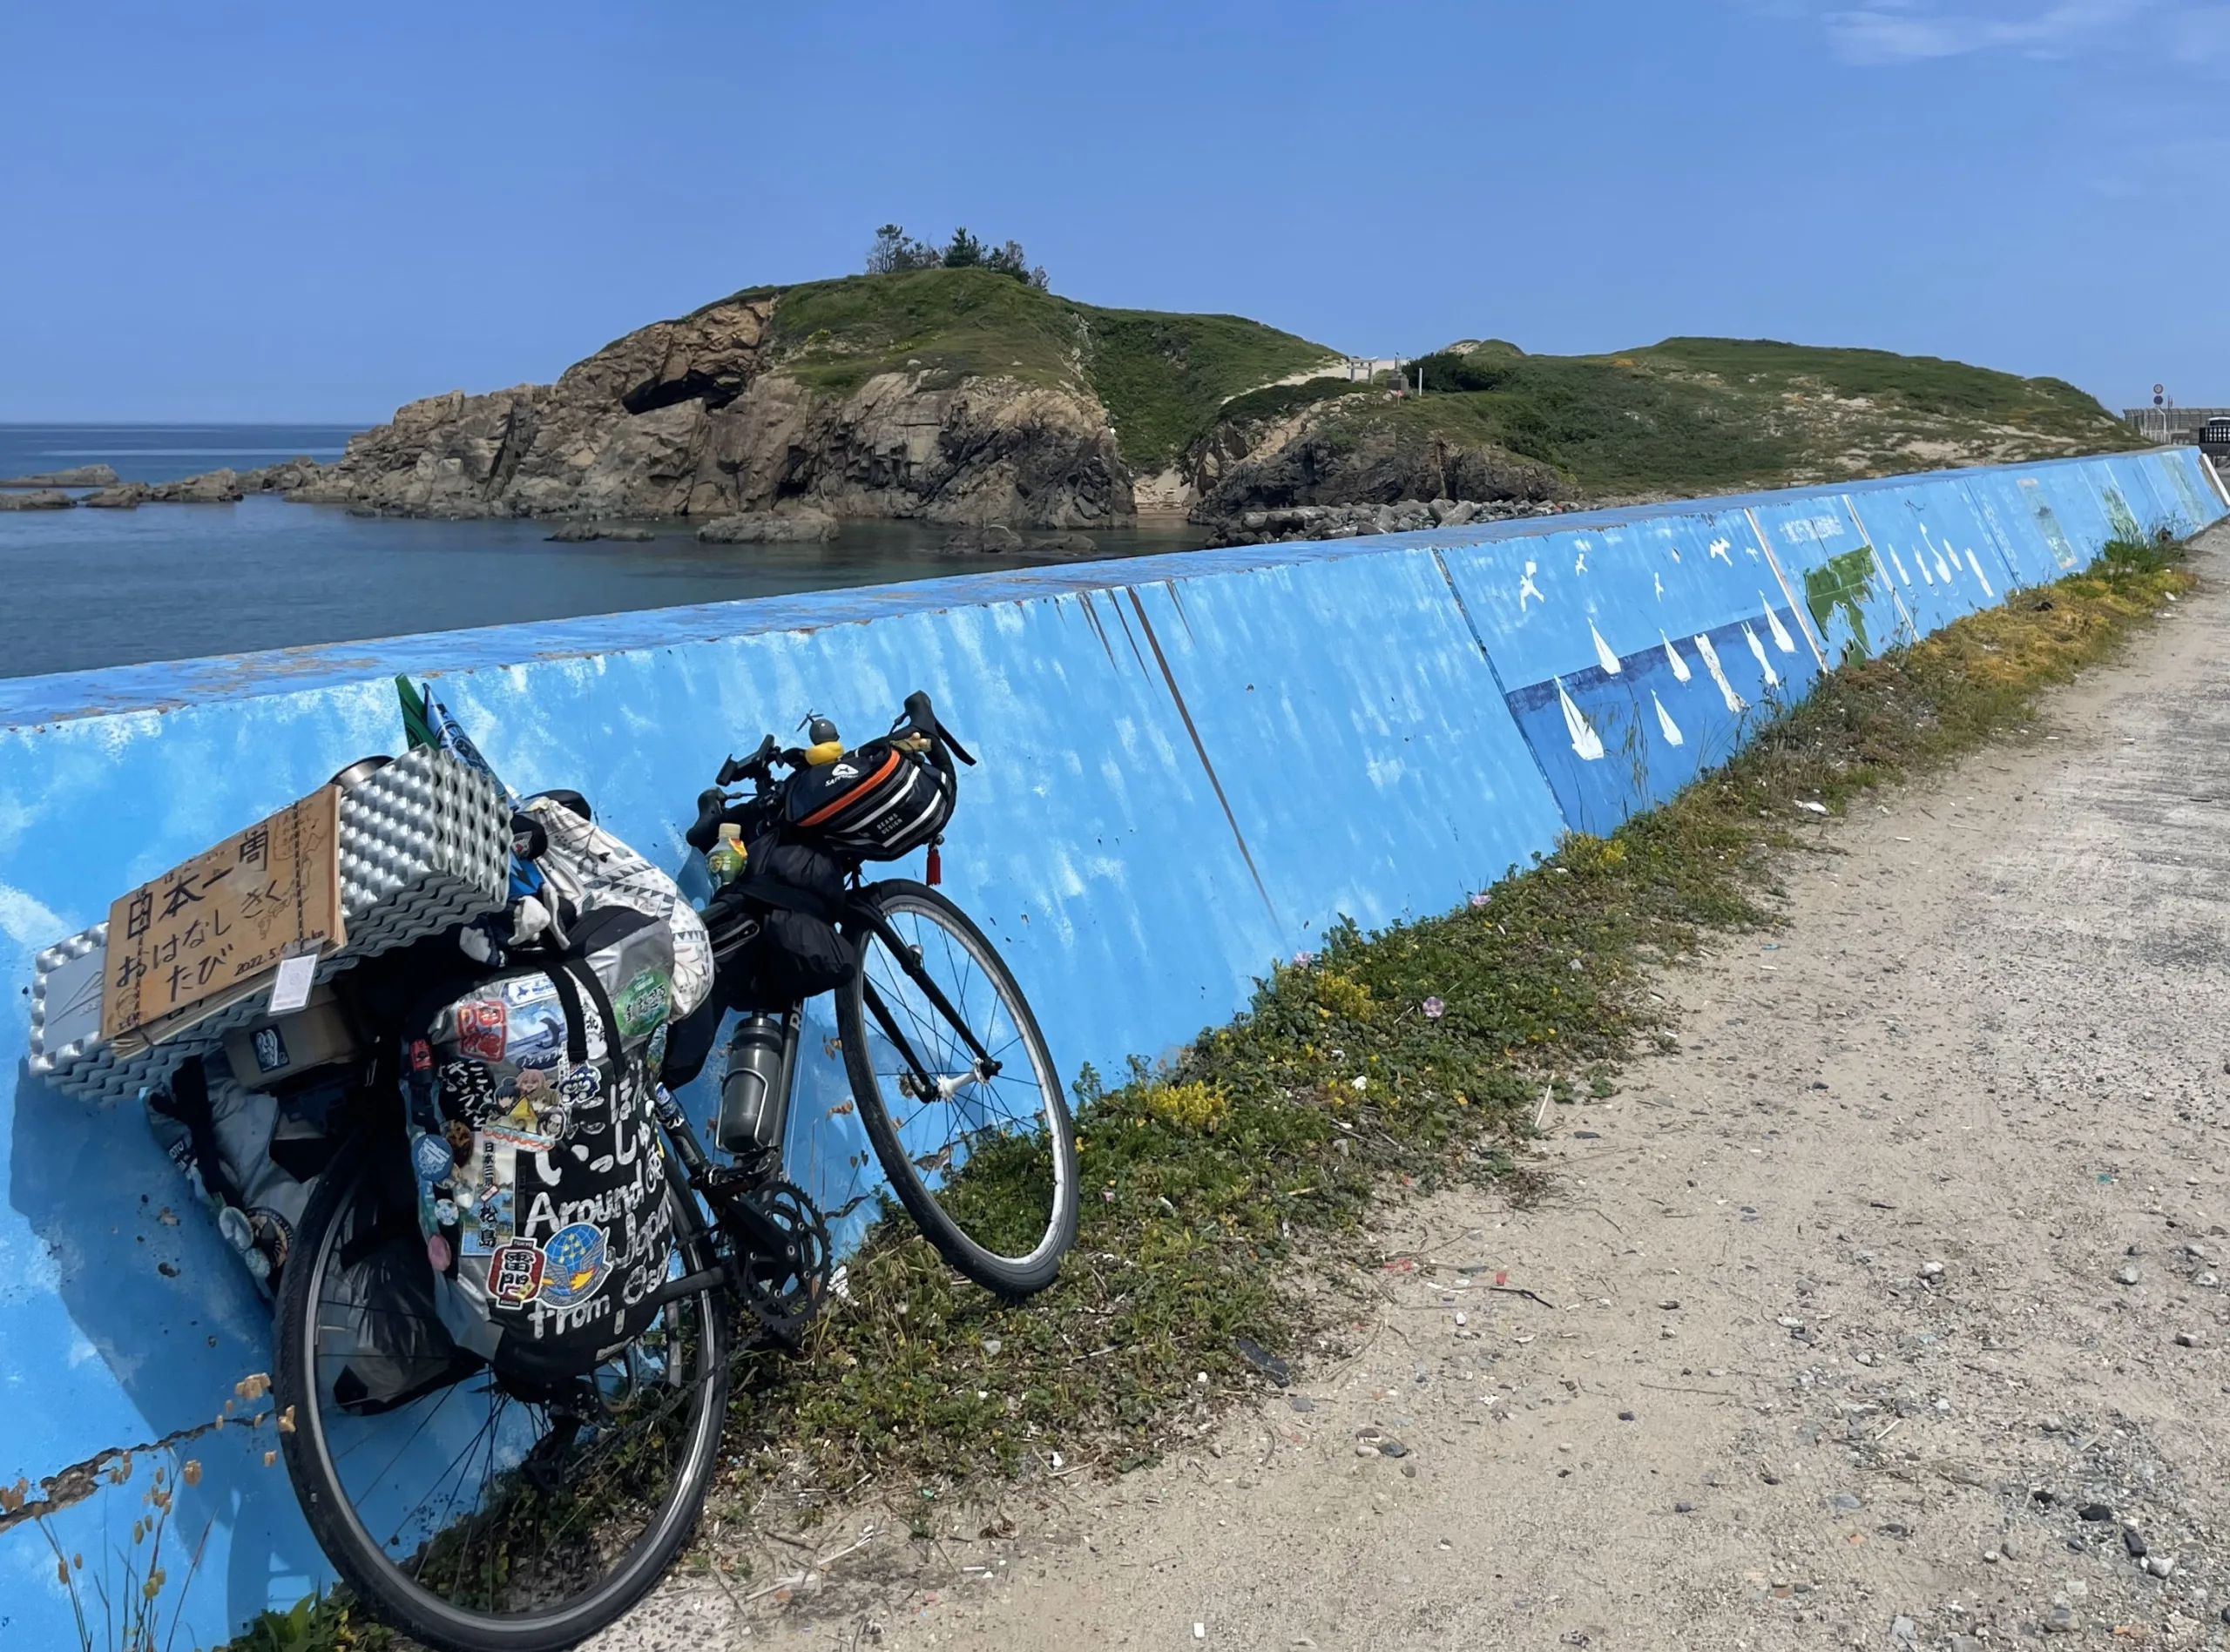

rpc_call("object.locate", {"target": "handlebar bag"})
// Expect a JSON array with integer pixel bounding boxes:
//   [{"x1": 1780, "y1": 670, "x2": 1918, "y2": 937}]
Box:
[
  {"x1": 782, "y1": 738, "x2": 953, "y2": 862},
  {"x1": 403, "y1": 904, "x2": 679, "y2": 1385}
]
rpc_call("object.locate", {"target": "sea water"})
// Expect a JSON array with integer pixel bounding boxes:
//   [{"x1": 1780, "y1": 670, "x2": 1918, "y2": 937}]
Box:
[{"x1": 0, "y1": 425, "x2": 1204, "y2": 679}]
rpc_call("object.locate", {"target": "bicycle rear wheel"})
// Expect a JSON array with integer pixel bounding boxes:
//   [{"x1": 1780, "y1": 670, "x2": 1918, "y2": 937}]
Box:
[
  {"x1": 273, "y1": 1131, "x2": 730, "y2": 1652},
  {"x1": 835, "y1": 880, "x2": 1077, "y2": 1297}
]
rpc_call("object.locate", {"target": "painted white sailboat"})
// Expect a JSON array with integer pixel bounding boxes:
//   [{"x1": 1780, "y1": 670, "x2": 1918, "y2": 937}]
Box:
[
  {"x1": 1557, "y1": 678, "x2": 1605, "y2": 760},
  {"x1": 1759, "y1": 595, "x2": 1797, "y2": 654},
  {"x1": 1589, "y1": 618, "x2": 1622, "y2": 676},
  {"x1": 1693, "y1": 633, "x2": 1746, "y2": 712},
  {"x1": 1742, "y1": 623, "x2": 1780, "y2": 688}
]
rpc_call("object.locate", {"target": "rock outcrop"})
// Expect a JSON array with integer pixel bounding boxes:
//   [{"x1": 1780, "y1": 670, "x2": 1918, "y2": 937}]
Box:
[
  {"x1": 1205, "y1": 496, "x2": 1575, "y2": 548},
  {"x1": 290, "y1": 292, "x2": 1132, "y2": 529},
  {"x1": 1182, "y1": 389, "x2": 1572, "y2": 536},
  {"x1": 696, "y1": 509, "x2": 838, "y2": 543},
  {"x1": 545, "y1": 523, "x2": 653, "y2": 543},
  {"x1": 0, "y1": 464, "x2": 118, "y2": 489},
  {"x1": 0, "y1": 489, "x2": 76, "y2": 511}
]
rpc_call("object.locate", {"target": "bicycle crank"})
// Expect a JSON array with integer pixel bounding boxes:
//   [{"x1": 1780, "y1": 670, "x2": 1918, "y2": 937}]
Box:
[{"x1": 716, "y1": 1177, "x2": 832, "y2": 1348}]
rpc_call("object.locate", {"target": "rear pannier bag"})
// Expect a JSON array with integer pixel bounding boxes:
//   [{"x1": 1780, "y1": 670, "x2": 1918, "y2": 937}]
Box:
[
  {"x1": 781, "y1": 739, "x2": 952, "y2": 862},
  {"x1": 405, "y1": 905, "x2": 679, "y2": 1381}
]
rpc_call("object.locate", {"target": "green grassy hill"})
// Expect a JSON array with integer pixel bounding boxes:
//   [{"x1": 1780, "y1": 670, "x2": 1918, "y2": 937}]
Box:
[
  {"x1": 1207, "y1": 335, "x2": 2145, "y2": 504},
  {"x1": 740, "y1": 268, "x2": 1337, "y2": 473},
  {"x1": 714, "y1": 268, "x2": 2142, "y2": 507}
]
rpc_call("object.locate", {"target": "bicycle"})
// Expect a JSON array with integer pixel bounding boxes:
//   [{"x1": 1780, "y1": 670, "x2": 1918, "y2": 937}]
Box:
[{"x1": 270, "y1": 691, "x2": 1078, "y2": 1652}]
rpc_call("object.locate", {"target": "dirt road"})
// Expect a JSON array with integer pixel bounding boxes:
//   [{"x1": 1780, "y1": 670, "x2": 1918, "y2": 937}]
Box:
[{"x1": 602, "y1": 523, "x2": 2230, "y2": 1651}]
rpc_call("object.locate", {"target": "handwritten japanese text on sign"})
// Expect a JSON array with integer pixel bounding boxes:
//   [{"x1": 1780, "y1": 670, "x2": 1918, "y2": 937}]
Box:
[{"x1": 101, "y1": 786, "x2": 346, "y2": 1043}]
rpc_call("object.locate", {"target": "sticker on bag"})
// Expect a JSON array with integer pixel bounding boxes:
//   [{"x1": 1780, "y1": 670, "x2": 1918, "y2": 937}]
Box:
[
  {"x1": 504, "y1": 997, "x2": 570, "y2": 1069},
  {"x1": 410, "y1": 1131, "x2": 453, "y2": 1185},
  {"x1": 539, "y1": 1223, "x2": 609, "y2": 1308},
  {"x1": 489, "y1": 1242, "x2": 545, "y2": 1305},
  {"x1": 502, "y1": 975, "x2": 560, "y2": 1008},
  {"x1": 615, "y1": 968, "x2": 672, "y2": 1038},
  {"x1": 456, "y1": 1000, "x2": 506, "y2": 1062}
]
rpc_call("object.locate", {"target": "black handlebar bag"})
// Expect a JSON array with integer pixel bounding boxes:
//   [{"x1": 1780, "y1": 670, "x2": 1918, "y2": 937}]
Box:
[
  {"x1": 783, "y1": 739, "x2": 952, "y2": 861},
  {"x1": 405, "y1": 905, "x2": 679, "y2": 1384}
]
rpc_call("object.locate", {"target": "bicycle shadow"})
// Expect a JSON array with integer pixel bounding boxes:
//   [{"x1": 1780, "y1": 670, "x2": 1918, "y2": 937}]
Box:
[{"x1": 5, "y1": 1061, "x2": 330, "y2": 1637}]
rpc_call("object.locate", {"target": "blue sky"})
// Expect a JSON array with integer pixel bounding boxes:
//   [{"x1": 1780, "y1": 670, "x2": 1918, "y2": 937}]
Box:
[{"x1": 2, "y1": 0, "x2": 2223, "y2": 421}]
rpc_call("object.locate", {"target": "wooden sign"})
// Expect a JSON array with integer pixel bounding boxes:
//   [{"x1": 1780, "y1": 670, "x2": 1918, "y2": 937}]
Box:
[{"x1": 101, "y1": 786, "x2": 347, "y2": 1047}]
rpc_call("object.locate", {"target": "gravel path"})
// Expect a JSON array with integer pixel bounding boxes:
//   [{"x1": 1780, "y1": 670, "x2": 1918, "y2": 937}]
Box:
[{"x1": 599, "y1": 522, "x2": 2230, "y2": 1652}]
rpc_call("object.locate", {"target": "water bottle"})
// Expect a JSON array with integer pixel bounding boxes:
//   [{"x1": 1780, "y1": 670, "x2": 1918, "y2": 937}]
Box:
[
  {"x1": 716, "y1": 1011, "x2": 793, "y2": 1157},
  {"x1": 706, "y1": 822, "x2": 747, "y2": 887}
]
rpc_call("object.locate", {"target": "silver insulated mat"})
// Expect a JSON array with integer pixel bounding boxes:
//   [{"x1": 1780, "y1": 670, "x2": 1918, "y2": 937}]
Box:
[{"x1": 27, "y1": 746, "x2": 512, "y2": 1103}]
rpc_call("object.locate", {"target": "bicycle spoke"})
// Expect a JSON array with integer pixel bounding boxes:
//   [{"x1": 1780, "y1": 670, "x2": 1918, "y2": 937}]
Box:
[
  {"x1": 287, "y1": 1163, "x2": 727, "y2": 1636},
  {"x1": 842, "y1": 887, "x2": 1073, "y2": 1278}
]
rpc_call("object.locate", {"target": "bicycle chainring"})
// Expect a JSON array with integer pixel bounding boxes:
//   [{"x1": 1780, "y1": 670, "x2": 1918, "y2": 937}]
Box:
[{"x1": 728, "y1": 1178, "x2": 833, "y2": 1347}]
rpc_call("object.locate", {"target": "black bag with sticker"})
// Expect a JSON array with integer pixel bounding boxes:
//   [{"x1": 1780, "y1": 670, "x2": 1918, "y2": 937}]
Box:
[
  {"x1": 699, "y1": 835, "x2": 856, "y2": 1011},
  {"x1": 402, "y1": 905, "x2": 681, "y2": 1383}
]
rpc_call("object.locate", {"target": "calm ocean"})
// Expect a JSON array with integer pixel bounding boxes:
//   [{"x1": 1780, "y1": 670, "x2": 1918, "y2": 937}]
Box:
[{"x1": 0, "y1": 425, "x2": 1202, "y2": 681}]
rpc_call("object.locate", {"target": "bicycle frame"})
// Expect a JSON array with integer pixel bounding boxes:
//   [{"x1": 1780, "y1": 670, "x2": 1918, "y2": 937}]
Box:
[{"x1": 631, "y1": 880, "x2": 1004, "y2": 1321}]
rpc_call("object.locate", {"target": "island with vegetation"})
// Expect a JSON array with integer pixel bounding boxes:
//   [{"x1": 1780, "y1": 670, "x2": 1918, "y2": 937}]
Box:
[{"x1": 18, "y1": 226, "x2": 2148, "y2": 547}]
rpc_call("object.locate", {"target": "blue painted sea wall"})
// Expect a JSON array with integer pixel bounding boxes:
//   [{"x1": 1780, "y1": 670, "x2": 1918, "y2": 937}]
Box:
[{"x1": 1, "y1": 445, "x2": 2222, "y2": 1643}]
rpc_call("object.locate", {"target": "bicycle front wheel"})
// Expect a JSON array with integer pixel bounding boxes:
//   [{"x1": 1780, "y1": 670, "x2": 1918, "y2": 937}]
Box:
[
  {"x1": 835, "y1": 880, "x2": 1078, "y2": 1297},
  {"x1": 273, "y1": 1131, "x2": 731, "y2": 1652}
]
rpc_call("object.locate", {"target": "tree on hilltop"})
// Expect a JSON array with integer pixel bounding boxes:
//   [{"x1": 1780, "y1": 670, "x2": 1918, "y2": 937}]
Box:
[
  {"x1": 866, "y1": 224, "x2": 943, "y2": 273},
  {"x1": 864, "y1": 225, "x2": 1047, "y2": 288}
]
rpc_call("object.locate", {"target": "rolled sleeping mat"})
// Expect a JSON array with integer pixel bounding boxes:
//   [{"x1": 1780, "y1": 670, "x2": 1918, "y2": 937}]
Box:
[{"x1": 28, "y1": 746, "x2": 512, "y2": 1103}]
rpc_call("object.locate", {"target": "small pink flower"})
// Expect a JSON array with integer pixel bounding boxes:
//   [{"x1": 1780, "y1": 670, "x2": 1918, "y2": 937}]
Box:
[
  {"x1": 1468, "y1": 893, "x2": 1490, "y2": 908},
  {"x1": 1422, "y1": 996, "x2": 1446, "y2": 1020},
  {"x1": 1292, "y1": 950, "x2": 1316, "y2": 967}
]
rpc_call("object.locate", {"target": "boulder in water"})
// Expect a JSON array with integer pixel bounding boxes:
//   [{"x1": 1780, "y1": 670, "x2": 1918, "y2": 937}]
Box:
[
  {"x1": 948, "y1": 523, "x2": 1025, "y2": 554},
  {"x1": 547, "y1": 523, "x2": 654, "y2": 543},
  {"x1": 0, "y1": 464, "x2": 118, "y2": 489},
  {"x1": 82, "y1": 482, "x2": 152, "y2": 509},
  {"x1": 697, "y1": 509, "x2": 838, "y2": 543}
]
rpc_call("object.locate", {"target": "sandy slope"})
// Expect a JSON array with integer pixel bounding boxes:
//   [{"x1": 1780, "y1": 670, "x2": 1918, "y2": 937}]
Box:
[{"x1": 596, "y1": 521, "x2": 2230, "y2": 1652}]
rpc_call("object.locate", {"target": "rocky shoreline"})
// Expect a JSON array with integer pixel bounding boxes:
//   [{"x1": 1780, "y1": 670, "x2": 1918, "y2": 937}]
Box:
[{"x1": 1203, "y1": 495, "x2": 1581, "y2": 547}]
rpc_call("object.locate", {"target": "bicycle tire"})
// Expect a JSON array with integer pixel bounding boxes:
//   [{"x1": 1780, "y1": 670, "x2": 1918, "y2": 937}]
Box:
[
  {"x1": 273, "y1": 1130, "x2": 731, "y2": 1652},
  {"x1": 835, "y1": 880, "x2": 1078, "y2": 1297}
]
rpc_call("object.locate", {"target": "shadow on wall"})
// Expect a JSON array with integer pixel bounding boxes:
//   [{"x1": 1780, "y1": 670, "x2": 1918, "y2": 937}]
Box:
[{"x1": 6, "y1": 1062, "x2": 329, "y2": 1635}]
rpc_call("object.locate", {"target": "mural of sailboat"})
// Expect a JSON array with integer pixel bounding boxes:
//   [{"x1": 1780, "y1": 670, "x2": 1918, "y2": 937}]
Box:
[
  {"x1": 1660, "y1": 632, "x2": 1692, "y2": 682},
  {"x1": 1694, "y1": 633, "x2": 1746, "y2": 711},
  {"x1": 1963, "y1": 549, "x2": 1994, "y2": 597},
  {"x1": 1557, "y1": 678, "x2": 1605, "y2": 760},
  {"x1": 1742, "y1": 623, "x2": 1780, "y2": 688},
  {"x1": 1589, "y1": 618, "x2": 1622, "y2": 676},
  {"x1": 1759, "y1": 596, "x2": 1797, "y2": 653},
  {"x1": 1652, "y1": 691, "x2": 1685, "y2": 746}
]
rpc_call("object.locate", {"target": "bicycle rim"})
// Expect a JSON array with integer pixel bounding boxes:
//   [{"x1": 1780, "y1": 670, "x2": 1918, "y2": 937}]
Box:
[
  {"x1": 841, "y1": 883, "x2": 1075, "y2": 1288},
  {"x1": 278, "y1": 1147, "x2": 729, "y2": 1652}
]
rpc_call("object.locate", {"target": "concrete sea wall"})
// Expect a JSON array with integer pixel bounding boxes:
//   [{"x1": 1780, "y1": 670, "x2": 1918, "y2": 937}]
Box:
[{"x1": 2, "y1": 447, "x2": 2222, "y2": 1643}]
